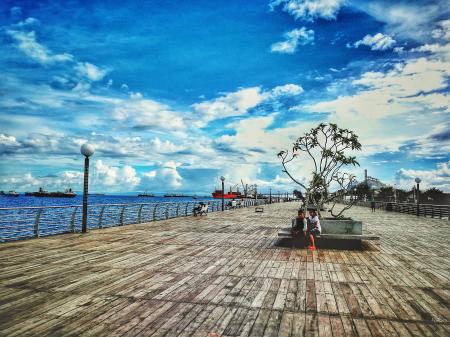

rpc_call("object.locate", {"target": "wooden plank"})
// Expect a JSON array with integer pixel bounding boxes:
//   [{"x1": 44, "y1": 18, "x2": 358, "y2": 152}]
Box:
[{"x1": 1, "y1": 203, "x2": 450, "y2": 336}]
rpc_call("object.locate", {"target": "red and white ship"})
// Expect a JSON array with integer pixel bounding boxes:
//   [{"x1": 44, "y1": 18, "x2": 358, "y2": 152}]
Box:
[{"x1": 211, "y1": 190, "x2": 243, "y2": 199}]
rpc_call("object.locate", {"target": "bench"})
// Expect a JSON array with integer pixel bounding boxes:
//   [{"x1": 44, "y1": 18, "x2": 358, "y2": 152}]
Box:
[{"x1": 255, "y1": 207, "x2": 264, "y2": 213}]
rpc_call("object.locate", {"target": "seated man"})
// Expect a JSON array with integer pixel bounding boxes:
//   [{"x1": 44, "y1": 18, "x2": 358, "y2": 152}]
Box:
[
  {"x1": 292, "y1": 209, "x2": 307, "y2": 236},
  {"x1": 304, "y1": 209, "x2": 321, "y2": 250}
]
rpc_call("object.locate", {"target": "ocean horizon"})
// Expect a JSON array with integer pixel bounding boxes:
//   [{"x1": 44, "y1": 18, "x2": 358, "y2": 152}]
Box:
[{"x1": 0, "y1": 194, "x2": 216, "y2": 208}]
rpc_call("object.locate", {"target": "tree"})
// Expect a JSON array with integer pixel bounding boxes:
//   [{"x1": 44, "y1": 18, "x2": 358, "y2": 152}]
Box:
[
  {"x1": 377, "y1": 187, "x2": 394, "y2": 201},
  {"x1": 394, "y1": 188, "x2": 410, "y2": 203},
  {"x1": 354, "y1": 182, "x2": 370, "y2": 201},
  {"x1": 293, "y1": 189, "x2": 304, "y2": 200},
  {"x1": 278, "y1": 123, "x2": 362, "y2": 218},
  {"x1": 421, "y1": 187, "x2": 446, "y2": 204}
]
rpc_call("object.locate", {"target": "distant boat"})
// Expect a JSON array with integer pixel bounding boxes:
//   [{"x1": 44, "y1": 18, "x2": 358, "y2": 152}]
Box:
[
  {"x1": 25, "y1": 187, "x2": 76, "y2": 198},
  {"x1": 138, "y1": 192, "x2": 155, "y2": 197},
  {"x1": 5, "y1": 190, "x2": 19, "y2": 197},
  {"x1": 164, "y1": 193, "x2": 186, "y2": 197}
]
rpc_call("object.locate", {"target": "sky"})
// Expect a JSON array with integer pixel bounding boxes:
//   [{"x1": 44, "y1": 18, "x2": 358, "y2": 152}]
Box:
[{"x1": 0, "y1": 0, "x2": 449, "y2": 194}]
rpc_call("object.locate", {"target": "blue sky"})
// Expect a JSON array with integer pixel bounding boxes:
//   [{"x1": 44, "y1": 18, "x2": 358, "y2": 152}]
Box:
[{"x1": 0, "y1": 0, "x2": 449, "y2": 194}]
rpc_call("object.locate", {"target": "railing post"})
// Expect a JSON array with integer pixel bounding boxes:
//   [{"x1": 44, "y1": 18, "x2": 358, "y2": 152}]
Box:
[
  {"x1": 153, "y1": 204, "x2": 159, "y2": 221},
  {"x1": 185, "y1": 202, "x2": 190, "y2": 216},
  {"x1": 34, "y1": 208, "x2": 43, "y2": 238},
  {"x1": 165, "y1": 204, "x2": 170, "y2": 219},
  {"x1": 176, "y1": 203, "x2": 181, "y2": 217},
  {"x1": 98, "y1": 206, "x2": 106, "y2": 228},
  {"x1": 119, "y1": 205, "x2": 125, "y2": 226},
  {"x1": 138, "y1": 204, "x2": 144, "y2": 223},
  {"x1": 70, "y1": 206, "x2": 78, "y2": 232}
]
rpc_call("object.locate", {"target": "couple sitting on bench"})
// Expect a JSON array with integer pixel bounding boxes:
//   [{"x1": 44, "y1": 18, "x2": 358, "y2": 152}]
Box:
[
  {"x1": 292, "y1": 209, "x2": 321, "y2": 250},
  {"x1": 193, "y1": 202, "x2": 208, "y2": 216}
]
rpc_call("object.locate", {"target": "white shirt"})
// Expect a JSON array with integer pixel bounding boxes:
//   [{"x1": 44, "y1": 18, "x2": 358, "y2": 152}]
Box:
[{"x1": 308, "y1": 215, "x2": 321, "y2": 232}]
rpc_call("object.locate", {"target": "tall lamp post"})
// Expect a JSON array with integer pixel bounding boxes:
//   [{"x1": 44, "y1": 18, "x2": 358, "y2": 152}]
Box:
[
  {"x1": 220, "y1": 176, "x2": 225, "y2": 211},
  {"x1": 80, "y1": 143, "x2": 95, "y2": 233},
  {"x1": 415, "y1": 177, "x2": 421, "y2": 216}
]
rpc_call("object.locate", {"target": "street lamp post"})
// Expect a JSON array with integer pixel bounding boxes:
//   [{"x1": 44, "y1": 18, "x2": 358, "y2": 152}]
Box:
[
  {"x1": 220, "y1": 176, "x2": 225, "y2": 211},
  {"x1": 80, "y1": 143, "x2": 95, "y2": 233},
  {"x1": 415, "y1": 178, "x2": 421, "y2": 216}
]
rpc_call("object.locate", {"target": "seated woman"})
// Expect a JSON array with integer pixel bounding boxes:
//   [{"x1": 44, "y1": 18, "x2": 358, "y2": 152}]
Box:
[
  {"x1": 193, "y1": 202, "x2": 204, "y2": 216},
  {"x1": 304, "y1": 209, "x2": 321, "y2": 250}
]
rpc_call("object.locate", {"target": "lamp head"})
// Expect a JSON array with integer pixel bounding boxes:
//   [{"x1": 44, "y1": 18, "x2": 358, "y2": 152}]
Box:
[
  {"x1": 415, "y1": 177, "x2": 421, "y2": 184},
  {"x1": 80, "y1": 143, "x2": 95, "y2": 157},
  {"x1": 220, "y1": 176, "x2": 225, "y2": 182}
]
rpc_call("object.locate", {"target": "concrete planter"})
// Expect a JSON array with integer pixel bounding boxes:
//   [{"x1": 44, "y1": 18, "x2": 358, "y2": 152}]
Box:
[{"x1": 320, "y1": 218, "x2": 362, "y2": 235}]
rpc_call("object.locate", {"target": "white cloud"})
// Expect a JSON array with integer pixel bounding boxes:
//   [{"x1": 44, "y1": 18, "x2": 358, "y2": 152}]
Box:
[
  {"x1": 395, "y1": 161, "x2": 450, "y2": 192},
  {"x1": 305, "y1": 56, "x2": 449, "y2": 155},
  {"x1": 271, "y1": 84, "x2": 304, "y2": 97},
  {"x1": 270, "y1": 0, "x2": 344, "y2": 21},
  {"x1": 431, "y1": 19, "x2": 450, "y2": 40},
  {"x1": 111, "y1": 93, "x2": 184, "y2": 131},
  {"x1": 141, "y1": 161, "x2": 183, "y2": 190},
  {"x1": 75, "y1": 62, "x2": 107, "y2": 81},
  {"x1": 151, "y1": 137, "x2": 184, "y2": 153},
  {"x1": 353, "y1": 33, "x2": 396, "y2": 51},
  {"x1": 6, "y1": 30, "x2": 73, "y2": 64},
  {"x1": 1, "y1": 171, "x2": 83, "y2": 192},
  {"x1": 410, "y1": 43, "x2": 450, "y2": 60},
  {"x1": 352, "y1": 1, "x2": 448, "y2": 42},
  {"x1": 192, "y1": 87, "x2": 268, "y2": 126},
  {"x1": 271, "y1": 27, "x2": 314, "y2": 54},
  {"x1": 0, "y1": 134, "x2": 20, "y2": 147},
  {"x1": 14, "y1": 17, "x2": 39, "y2": 28},
  {"x1": 94, "y1": 160, "x2": 140, "y2": 187}
]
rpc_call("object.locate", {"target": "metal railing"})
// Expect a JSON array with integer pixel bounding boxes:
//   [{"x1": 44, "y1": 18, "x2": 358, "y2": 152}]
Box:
[
  {"x1": 0, "y1": 199, "x2": 268, "y2": 242},
  {"x1": 353, "y1": 201, "x2": 450, "y2": 220}
]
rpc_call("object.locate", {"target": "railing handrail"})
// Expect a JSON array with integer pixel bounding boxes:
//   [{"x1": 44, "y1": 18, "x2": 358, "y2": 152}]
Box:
[
  {"x1": 0, "y1": 200, "x2": 217, "y2": 211},
  {"x1": 373, "y1": 201, "x2": 449, "y2": 207},
  {"x1": 0, "y1": 198, "x2": 284, "y2": 242}
]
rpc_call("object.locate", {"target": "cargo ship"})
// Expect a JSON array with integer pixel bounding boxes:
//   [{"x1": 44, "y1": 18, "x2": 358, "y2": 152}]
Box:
[
  {"x1": 164, "y1": 193, "x2": 187, "y2": 197},
  {"x1": 1, "y1": 190, "x2": 20, "y2": 197},
  {"x1": 138, "y1": 192, "x2": 155, "y2": 197},
  {"x1": 25, "y1": 187, "x2": 76, "y2": 198},
  {"x1": 211, "y1": 190, "x2": 243, "y2": 199}
]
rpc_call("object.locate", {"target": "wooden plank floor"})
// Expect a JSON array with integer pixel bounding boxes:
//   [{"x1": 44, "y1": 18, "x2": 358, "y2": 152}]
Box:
[{"x1": 0, "y1": 203, "x2": 449, "y2": 336}]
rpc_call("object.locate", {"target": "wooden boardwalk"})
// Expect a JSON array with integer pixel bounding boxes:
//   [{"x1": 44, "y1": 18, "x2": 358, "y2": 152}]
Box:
[{"x1": 1, "y1": 203, "x2": 449, "y2": 336}]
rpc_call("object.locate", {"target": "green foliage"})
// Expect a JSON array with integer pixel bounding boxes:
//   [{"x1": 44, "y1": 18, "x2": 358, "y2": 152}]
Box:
[
  {"x1": 376, "y1": 186, "x2": 394, "y2": 201},
  {"x1": 278, "y1": 123, "x2": 362, "y2": 218},
  {"x1": 421, "y1": 187, "x2": 447, "y2": 204},
  {"x1": 293, "y1": 189, "x2": 304, "y2": 199},
  {"x1": 354, "y1": 182, "x2": 371, "y2": 199}
]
